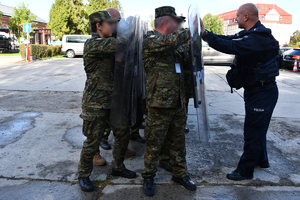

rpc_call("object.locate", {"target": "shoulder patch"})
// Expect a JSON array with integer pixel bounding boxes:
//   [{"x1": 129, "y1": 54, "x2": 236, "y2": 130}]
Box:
[
  {"x1": 149, "y1": 35, "x2": 156, "y2": 38},
  {"x1": 95, "y1": 38, "x2": 102, "y2": 40}
]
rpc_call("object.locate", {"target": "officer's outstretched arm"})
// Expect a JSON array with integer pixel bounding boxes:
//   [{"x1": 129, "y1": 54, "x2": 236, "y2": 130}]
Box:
[
  {"x1": 203, "y1": 32, "x2": 261, "y2": 55},
  {"x1": 143, "y1": 29, "x2": 190, "y2": 53},
  {"x1": 212, "y1": 33, "x2": 239, "y2": 40}
]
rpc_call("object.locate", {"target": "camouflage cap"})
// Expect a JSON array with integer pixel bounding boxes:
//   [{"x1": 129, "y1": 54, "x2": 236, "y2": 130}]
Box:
[
  {"x1": 89, "y1": 11, "x2": 119, "y2": 24},
  {"x1": 155, "y1": 6, "x2": 184, "y2": 22}
]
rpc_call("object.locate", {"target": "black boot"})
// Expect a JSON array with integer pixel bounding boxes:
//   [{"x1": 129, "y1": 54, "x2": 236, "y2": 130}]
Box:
[
  {"x1": 130, "y1": 134, "x2": 146, "y2": 143},
  {"x1": 257, "y1": 160, "x2": 270, "y2": 168},
  {"x1": 100, "y1": 141, "x2": 112, "y2": 150},
  {"x1": 158, "y1": 164, "x2": 172, "y2": 172},
  {"x1": 172, "y1": 175, "x2": 197, "y2": 191},
  {"x1": 143, "y1": 178, "x2": 154, "y2": 196},
  {"x1": 111, "y1": 168, "x2": 137, "y2": 179},
  {"x1": 78, "y1": 177, "x2": 94, "y2": 192},
  {"x1": 226, "y1": 170, "x2": 253, "y2": 181}
]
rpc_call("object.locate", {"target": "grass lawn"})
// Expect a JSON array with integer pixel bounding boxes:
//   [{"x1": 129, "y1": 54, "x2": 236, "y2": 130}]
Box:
[{"x1": 0, "y1": 52, "x2": 21, "y2": 56}]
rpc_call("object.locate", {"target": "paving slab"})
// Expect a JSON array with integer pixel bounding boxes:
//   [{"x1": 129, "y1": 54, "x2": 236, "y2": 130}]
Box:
[{"x1": 100, "y1": 185, "x2": 300, "y2": 200}]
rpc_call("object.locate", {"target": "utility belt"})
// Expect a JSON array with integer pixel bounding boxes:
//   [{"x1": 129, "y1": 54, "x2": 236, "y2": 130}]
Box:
[
  {"x1": 226, "y1": 55, "x2": 280, "y2": 93},
  {"x1": 244, "y1": 81, "x2": 275, "y2": 91}
]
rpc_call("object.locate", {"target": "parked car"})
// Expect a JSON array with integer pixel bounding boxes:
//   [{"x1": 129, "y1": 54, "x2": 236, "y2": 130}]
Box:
[
  {"x1": 49, "y1": 40, "x2": 61, "y2": 46},
  {"x1": 280, "y1": 47, "x2": 293, "y2": 55},
  {"x1": 203, "y1": 41, "x2": 235, "y2": 64},
  {"x1": 283, "y1": 48, "x2": 300, "y2": 70},
  {"x1": 0, "y1": 35, "x2": 11, "y2": 49},
  {"x1": 61, "y1": 35, "x2": 91, "y2": 58}
]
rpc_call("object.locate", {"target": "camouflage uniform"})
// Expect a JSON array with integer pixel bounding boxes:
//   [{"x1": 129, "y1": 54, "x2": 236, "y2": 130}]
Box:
[
  {"x1": 159, "y1": 43, "x2": 192, "y2": 166},
  {"x1": 141, "y1": 21, "x2": 190, "y2": 178},
  {"x1": 101, "y1": 97, "x2": 144, "y2": 142},
  {"x1": 78, "y1": 11, "x2": 129, "y2": 178}
]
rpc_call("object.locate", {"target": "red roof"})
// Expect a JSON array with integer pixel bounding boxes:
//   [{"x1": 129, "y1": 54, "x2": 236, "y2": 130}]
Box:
[
  {"x1": 255, "y1": 3, "x2": 291, "y2": 16},
  {"x1": 219, "y1": 3, "x2": 292, "y2": 24}
]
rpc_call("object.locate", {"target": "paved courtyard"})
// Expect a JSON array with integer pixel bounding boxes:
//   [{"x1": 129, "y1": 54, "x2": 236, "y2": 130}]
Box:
[{"x1": 0, "y1": 58, "x2": 299, "y2": 199}]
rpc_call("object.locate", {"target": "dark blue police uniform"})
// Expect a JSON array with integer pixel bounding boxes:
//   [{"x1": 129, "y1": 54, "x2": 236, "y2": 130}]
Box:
[{"x1": 203, "y1": 21, "x2": 279, "y2": 177}]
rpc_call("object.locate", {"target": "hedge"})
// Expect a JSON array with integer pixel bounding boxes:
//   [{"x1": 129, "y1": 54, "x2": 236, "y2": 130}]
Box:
[{"x1": 20, "y1": 44, "x2": 61, "y2": 60}]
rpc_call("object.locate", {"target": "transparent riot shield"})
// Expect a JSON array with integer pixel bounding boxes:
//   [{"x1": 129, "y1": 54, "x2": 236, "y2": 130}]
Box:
[
  {"x1": 188, "y1": 4, "x2": 210, "y2": 143},
  {"x1": 110, "y1": 16, "x2": 138, "y2": 128},
  {"x1": 130, "y1": 15, "x2": 140, "y2": 126}
]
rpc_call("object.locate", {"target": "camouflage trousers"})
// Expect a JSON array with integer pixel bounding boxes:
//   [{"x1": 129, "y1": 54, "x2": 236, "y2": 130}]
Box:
[
  {"x1": 101, "y1": 97, "x2": 145, "y2": 142},
  {"x1": 142, "y1": 106, "x2": 187, "y2": 178},
  {"x1": 78, "y1": 109, "x2": 130, "y2": 177},
  {"x1": 159, "y1": 98, "x2": 190, "y2": 166}
]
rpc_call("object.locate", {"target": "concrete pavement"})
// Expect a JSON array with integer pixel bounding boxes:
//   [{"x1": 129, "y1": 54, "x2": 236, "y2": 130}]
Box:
[{"x1": 0, "y1": 58, "x2": 299, "y2": 200}]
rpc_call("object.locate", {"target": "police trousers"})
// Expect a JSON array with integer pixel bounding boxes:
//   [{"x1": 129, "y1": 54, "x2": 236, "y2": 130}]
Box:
[{"x1": 236, "y1": 83, "x2": 278, "y2": 177}]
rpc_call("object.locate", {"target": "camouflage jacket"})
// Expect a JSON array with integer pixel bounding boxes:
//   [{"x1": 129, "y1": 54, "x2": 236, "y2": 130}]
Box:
[
  {"x1": 175, "y1": 44, "x2": 193, "y2": 99},
  {"x1": 142, "y1": 29, "x2": 190, "y2": 108},
  {"x1": 80, "y1": 32, "x2": 117, "y2": 120}
]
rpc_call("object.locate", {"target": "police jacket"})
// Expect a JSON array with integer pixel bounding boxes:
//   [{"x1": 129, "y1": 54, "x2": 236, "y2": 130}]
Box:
[{"x1": 203, "y1": 21, "x2": 279, "y2": 88}]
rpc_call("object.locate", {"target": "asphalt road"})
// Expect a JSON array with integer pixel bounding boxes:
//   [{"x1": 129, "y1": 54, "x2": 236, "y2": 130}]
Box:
[{"x1": 0, "y1": 58, "x2": 299, "y2": 200}]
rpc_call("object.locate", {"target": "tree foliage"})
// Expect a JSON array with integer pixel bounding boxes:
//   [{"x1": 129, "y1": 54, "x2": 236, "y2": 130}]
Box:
[
  {"x1": 289, "y1": 30, "x2": 300, "y2": 48},
  {"x1": 151, "y1": 19, "x2": 154, "y2": 30},
  {"x1": 8, "y1": 2, "x2": 37, "y2": 39},
  {"x1": 48, "y1": 0, "x2": 124, "y2": 38},
  {"x1": 202, "y1": 13, "x2": 224, "y2": 35},
  {"x1": 48, "y1": 0, "x2": 87, "y2": 39}
]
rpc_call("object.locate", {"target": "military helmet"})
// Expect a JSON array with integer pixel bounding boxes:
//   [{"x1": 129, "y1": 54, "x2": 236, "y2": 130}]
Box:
[
  {"x1": 155, "y1": 6, "x2": 185, "y2": 22},
  {"x1": 89, "y1": 11, "x2": 119, "y2": 24}
]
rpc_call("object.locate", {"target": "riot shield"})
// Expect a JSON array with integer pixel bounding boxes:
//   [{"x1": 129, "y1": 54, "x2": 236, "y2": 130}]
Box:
[
  {"x1": 188, "y1": 4, "x2": 210, "y2": 143},
  {"x1": 110, "y1": 16, "x2": 138, "y2": 128},
  {"x1": 130, "y1": 15, "x2": 140, "y2": 126}
]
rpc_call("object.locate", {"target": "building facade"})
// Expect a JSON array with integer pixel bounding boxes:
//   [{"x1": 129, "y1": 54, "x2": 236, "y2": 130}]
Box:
[
  {"x1": 219, "y1": 3, "x2": 292, "y2": 46},
  {"x1": 0, "y1": 4, "x2": 51, "y2": 44}
]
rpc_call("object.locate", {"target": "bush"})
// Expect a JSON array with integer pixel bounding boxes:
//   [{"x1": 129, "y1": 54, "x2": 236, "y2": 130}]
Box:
[
  {"x1": 20, "y1": 44, "x2": 61, "y2": 59},
  {"x1": 20, "y1": 44, "x2": 26, "y2": 60}
]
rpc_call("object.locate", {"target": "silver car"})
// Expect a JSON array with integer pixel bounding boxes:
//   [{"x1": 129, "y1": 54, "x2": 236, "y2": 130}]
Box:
[
  {"x1": 202, "y1": 42, "x2": 235, "y2": 64},
  {"x1": 61, "y1": 35, "x2": 91, "y2": 58}
]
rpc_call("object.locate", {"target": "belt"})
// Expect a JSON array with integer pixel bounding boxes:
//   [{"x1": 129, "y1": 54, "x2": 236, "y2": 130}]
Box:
[{"x1": 244, "y1": 82, "x2": 275, "y2": 91}]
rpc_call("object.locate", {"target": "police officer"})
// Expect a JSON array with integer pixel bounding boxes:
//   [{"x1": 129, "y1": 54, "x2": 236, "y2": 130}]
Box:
[
  {"x1": 78, "y1": 11, "x2": 136, "y2": 192},
  {"x1": 142, "y1": 6, "x2": 196, "y2": 197},
  {"x1": 201, "y1": 3, "x2": 279, "y2": 180}
]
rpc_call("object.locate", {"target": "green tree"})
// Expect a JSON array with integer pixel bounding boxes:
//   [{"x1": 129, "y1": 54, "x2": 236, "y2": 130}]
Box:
[
  {"x1": 47, "y1": 0, "x2": 70, "y2": 39},
  {"x1": 202, "y1": 13, "x2": 224, "y2": 35},
  {"x1": 289, "y1": 30, "x2": 300, "y2": 48},
  {"x1": 84, "y1": 0, "x2": 124, "y2": 34},
  {"x1": 151, "y1": 19, "x2": 154, "y2": 30},
  {"x1": 48, "y1": 0, "x2": 87, "y2": 39},
  {"x1": 8, "y1": 2, "x2": 37, "y2": 39}
]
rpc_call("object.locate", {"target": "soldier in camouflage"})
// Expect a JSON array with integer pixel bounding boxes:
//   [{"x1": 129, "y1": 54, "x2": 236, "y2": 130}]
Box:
[
  {"x1": 78, "y1": 10, "x2": 137, "y2": 192},
  {"x1": 142, "y1": 6, "x2": 197, "y2": 197},
  {"x1": 158, "y1": 41, "x2": 193, "y2": 172}
]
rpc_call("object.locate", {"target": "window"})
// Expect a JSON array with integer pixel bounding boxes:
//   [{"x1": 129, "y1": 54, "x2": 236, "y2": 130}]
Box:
[
  {"x1": 262, "y1": 6, "x2": 264, "y2": 9},
  {"x1": 262, "y1": 16, "x2": 265, "y2": 19},
  {"x1": 280, "y1": 16, "x2": 282, "y2": 20},
  {"x1": 257, "y1": 6, "x2": 260, "y2": 10},
  {"x1": 66, "y1": 35, "x2": 90, "y2": 43}
]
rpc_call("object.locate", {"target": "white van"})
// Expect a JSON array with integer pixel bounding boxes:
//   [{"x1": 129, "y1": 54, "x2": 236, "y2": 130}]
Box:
[{"x1": 61, "y1": 35, "x2": 91, "y2": 58}]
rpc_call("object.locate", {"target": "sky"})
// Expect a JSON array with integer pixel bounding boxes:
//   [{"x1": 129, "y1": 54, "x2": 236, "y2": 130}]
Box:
[{"x1": 2, "y1": 0, "x2": 300, "y2": 35}]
